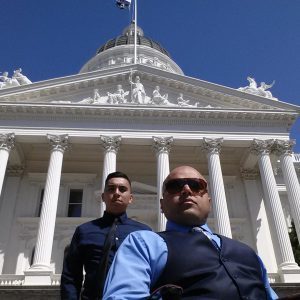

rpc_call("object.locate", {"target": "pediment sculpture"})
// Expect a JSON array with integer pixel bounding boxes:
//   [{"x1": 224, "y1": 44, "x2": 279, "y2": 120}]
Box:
[
  {"x1": 238, "y1": 76, "x2": 277, "y2": 100},
  {"x1": 0, "y1": 68, "x2": 32, "y2": 90},
  {"x1": 52, "y1": 75, "x2": 218, "y2": 108}
]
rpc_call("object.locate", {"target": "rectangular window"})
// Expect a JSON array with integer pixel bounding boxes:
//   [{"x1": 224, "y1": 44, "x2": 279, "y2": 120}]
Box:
[
  {"x1": 68, "y1": 189, "x2": 83, "y2": 217},
  {"x1": 37, "y1": 189, "x2": 44, "y2": 217}
]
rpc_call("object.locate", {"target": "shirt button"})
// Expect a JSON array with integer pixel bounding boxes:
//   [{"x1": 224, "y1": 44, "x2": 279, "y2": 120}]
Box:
[
  {"x1": 115, "y1": 237, "x2": 119, "y2": 241},
  {"x1": 233, "y1": 275, "x2": 238, "y2": 279}
]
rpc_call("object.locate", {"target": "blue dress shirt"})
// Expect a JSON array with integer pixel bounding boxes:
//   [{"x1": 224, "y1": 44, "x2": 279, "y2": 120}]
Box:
[
  {"x1": 61, "y1": 211, "x2": 151, "y2": 300},
  {"x1": 103, "y1": 220, "x2": 278, "y2": 300}
]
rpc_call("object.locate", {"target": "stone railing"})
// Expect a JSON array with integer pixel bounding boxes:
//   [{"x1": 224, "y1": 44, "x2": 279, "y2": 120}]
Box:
[
  {"x1": 0, "y1": 274, "x2": 62, "y2": 286},
  {"x1": 51, "y1": 274, "x2": 61, "y2": 286},
  {"x1": 0, "y1": 275, "x2": 24, "y2": 286}
]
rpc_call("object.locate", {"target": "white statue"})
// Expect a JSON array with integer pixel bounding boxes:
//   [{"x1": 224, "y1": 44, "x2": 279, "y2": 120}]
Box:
[
  {"x1": 151, "y1": 86, "x2": 169, "y2": 105},
  {"x1": 247, "y1": 76, "x2": 257, "y2": 89},
  {"x1": 12, "y1": 68, "x2": 32, "y2": 85},
  {"x1": 177, "y1": 93, "x2": 190, "y2": 106},
  {"x1": 238, "y1": 76, "x2": 277, "y2": 99},
  {"x1": 129, "y1": 75, "x2": 146, "y2": 104},
  {"x1": 0, "y1": 71, "x2": 20, "y2": 88},
  {"x1": 107, "y1": 85, "x2": 129, "y2": 104},
  {"x1": 258, "y1": 81, "x2": 276, "y2": 99},
  {"x1": 0, "y1": 72, "x2": 9, "y2": 89}
]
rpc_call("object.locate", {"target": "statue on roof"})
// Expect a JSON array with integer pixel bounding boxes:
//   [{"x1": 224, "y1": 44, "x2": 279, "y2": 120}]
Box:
[
  {"x1": 107, "y1": 85, "x2": 129, "y2": 104},
  {"x1": 0, "y1": 71, "x2": 20, "y2": 89},
  {"x1": 151, "y1": 86, "x2": 169, "y2": 105},
  {"x1": 238, "y1": 77, "x2": 277, "y2": 100},
  {"x1": 129, "y1": 75, "x2": 147, "y2": 104},
  {"x1": 177, "y1": 93, "x2": 191, "y2": 107},
  {"x1": 12, "y1": 68, "x2": 32, "y2": 85}
]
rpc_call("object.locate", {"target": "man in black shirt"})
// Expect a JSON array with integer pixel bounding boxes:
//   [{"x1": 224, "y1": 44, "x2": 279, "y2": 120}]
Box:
[{"x1": 61, "y1": 171, "x2": 151, "y2": 299}]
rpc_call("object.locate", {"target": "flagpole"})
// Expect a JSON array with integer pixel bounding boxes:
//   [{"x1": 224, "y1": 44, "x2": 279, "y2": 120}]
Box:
[{"x1": 134, "y1": 0, "x2": 137, "y2": 64}]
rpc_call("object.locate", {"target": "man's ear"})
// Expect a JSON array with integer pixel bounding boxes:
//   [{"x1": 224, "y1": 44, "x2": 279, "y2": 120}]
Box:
[
  {"x1": 101, "y1": 193, "x2": 105, "y2": 203},
  {"x1": 208, "y1": 197, "x2": 212, "y2": 212},
  {"x1": 160, "y1": 198, "x2": 164, "y2": 212},
  {"x1": 129, "y1": 193, "x2": 133, "y2": 204}
]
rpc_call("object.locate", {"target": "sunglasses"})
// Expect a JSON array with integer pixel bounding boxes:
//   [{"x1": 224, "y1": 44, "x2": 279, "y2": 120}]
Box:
[{"x1": 164, "y1": 178, "x2": 207, "y2": 195}]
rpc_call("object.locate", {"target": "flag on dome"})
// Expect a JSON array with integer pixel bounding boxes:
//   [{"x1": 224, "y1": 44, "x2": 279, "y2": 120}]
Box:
[{"x1": 116, "y1": 0, "x2": 131, "y2": 9}]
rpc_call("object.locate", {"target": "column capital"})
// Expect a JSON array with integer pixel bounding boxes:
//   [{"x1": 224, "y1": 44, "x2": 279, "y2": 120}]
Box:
[
  {"x1": 202, "y1": 138, "x2": 223, "y2": 154},
  {"x1": 47, "y1": 134, "x2": 70, "y2": 152},
  {"x1": 99, "y1": 135, "x2": 121, "y2": 153},
  {"x1": 152, "y1": 136, "x2": 173, "y2": 154},
  {"x1": 250, "y1": 139, "x2": 274, "y2": 156},
  {"x1": 7, "y1": 165, "x2": 25, "y2": 176},
  {"x1": 240, "y1": 168, "x2": 259, "y2": 180},
  {"x1": 273, "y1": 139, "x2": 295, "y2": 156},
  {"x1": 0, "y1": 133, "x2": 15, "y2": 151}
]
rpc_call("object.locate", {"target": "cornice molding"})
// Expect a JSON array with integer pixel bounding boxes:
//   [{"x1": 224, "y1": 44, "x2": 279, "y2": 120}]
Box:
[{"x1": 0, "y1": 102, "x2": 296, "y2": 125}]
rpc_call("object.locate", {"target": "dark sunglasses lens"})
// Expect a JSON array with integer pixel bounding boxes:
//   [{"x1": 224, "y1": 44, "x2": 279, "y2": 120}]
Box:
[
  {"x1": 186, "y1": 179, "x2": 202, "y2": 192},
  {"x1": 165, "y1": 179, "x2": 206, "y2": 194},
  {"x1": 165, "y1": 179, "x2": 182, "y2": 193}
]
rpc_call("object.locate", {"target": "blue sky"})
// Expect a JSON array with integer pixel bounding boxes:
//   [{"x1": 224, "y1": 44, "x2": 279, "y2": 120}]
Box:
[{"x1": 1, "y1": 0, "x2": 299, "y2": 151}]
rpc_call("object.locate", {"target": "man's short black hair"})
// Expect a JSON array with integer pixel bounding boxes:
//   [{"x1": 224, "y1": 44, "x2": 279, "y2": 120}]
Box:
[{"x1": 104, "y1": 171, "x2": 132, "y2": 187}]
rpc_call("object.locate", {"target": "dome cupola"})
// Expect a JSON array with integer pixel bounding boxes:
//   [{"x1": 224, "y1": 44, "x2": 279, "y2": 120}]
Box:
[{"x1": 80, "y1": 22, "x2": 183, "y2": 75}]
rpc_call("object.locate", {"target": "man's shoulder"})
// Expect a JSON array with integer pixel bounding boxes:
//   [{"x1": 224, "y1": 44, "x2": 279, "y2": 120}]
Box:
[
  {"x1": 127, "y1": 230, "x2": 162, "y2": 245},
  {"x1": 75, "y1": 218, "x2": 101, "y2": 231},
  {"x1": 220, "y1": 235, "x2": 257, "y2": 253}
]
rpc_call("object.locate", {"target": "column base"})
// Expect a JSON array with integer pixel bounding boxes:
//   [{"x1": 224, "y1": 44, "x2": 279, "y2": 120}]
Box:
[
  {"x1": 24, "y1": 265, "x2": 53, "y2": 285},
  {"x1": 279, "y1": 263, "x2": 300, "y2": 283}
]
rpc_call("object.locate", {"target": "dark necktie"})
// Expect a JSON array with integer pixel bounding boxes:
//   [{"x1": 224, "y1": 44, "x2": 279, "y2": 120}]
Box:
[{"x1": 96, "y1": 217, "x2": 118, "y2": 299}]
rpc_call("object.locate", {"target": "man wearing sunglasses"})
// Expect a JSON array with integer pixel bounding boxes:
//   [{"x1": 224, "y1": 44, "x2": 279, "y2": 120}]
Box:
[{"x1": 103, "y1": 166, "x2": 277, "y2": 300}]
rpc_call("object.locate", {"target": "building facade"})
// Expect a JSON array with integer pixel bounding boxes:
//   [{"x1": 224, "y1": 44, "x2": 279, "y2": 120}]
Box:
[{"x1": 0, "y1": 23, "x2": 300, "y2": 295}]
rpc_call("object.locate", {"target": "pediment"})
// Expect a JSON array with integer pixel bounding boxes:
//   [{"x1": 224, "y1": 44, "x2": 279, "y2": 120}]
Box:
[{"x1": 0, "y1": 64, "x2": 298, "y2": 113}]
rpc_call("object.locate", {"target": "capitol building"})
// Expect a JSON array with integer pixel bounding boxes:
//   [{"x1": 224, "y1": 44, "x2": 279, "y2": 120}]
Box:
[{"x1": 0, "y1": 22, "x2": 299, "y2": 298}]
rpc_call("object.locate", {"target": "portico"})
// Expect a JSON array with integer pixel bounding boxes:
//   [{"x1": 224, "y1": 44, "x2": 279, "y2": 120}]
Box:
[{"x1": 0, "y1": 23, "x2": 299, "y2": 291}]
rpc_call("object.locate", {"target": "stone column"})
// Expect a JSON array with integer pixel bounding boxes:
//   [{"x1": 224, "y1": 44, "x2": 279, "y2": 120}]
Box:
[
  {"x1": 25, "y1": 134, "x2": 69, "y2": 285},
  {"x1": 202, "y1": 138, "x2": 232, "y2": 238},
  {"x1": 274, "y1": 139, "x2": 300, "y2": 243},
  {"x1": 240, "y1": 168, "x2": 278, "y2": 273},
  {"x1": 99, "y1": 135, "x2": 121, "y2": 215},
  {"x1": 0, "y1": 133, "x2": 15, "y2": 197},
  {"x1": 251, "y1": 139, "x2": 298, "y2": 273},
  {"x1": 152, "y1": 136, "x2": 173, "y2": 231}
]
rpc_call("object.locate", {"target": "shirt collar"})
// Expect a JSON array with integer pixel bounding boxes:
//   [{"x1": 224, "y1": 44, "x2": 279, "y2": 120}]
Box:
[
  {"x1": 166, "y1": 220, "x2": 213, "y2": 234},
  {"x1": 103, "y1": 211, "x2": 128, "y2": 224}
]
